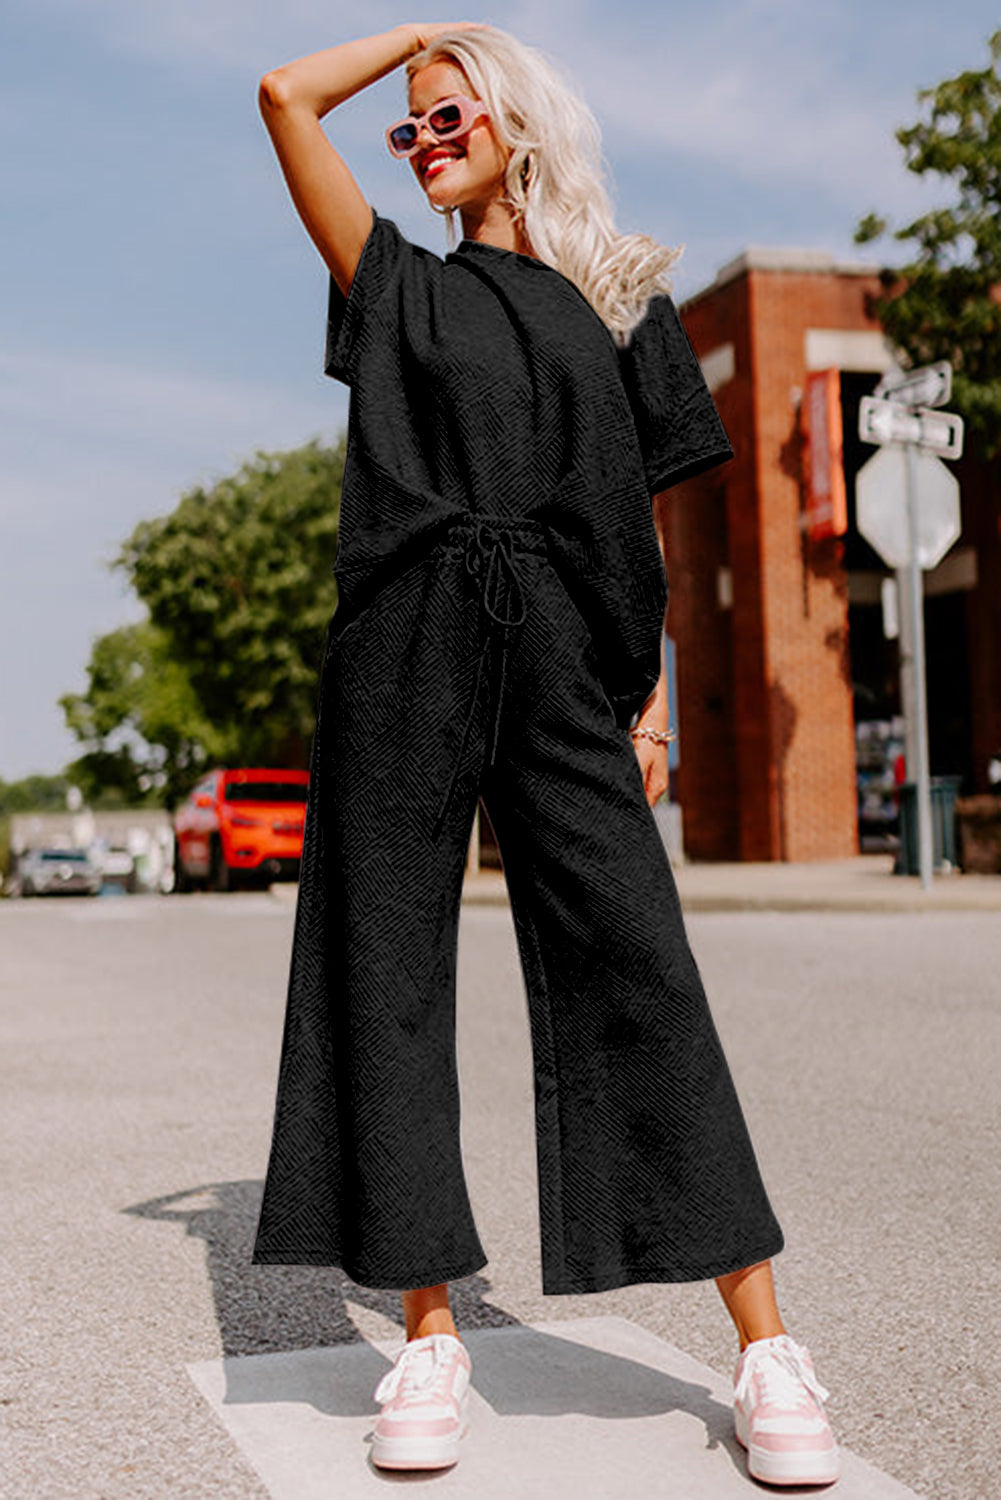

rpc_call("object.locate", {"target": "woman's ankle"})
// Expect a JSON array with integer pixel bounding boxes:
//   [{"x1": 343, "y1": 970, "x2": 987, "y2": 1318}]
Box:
[
  {"x1": 406, "y1": 1311, "x2": 462, "y2": 1342},
  {"x1": 401, "y1": 1284, "x2": 460, "y2": 1343}
]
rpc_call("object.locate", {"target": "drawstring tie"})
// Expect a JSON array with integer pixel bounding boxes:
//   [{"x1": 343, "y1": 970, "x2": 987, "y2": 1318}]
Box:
[{"x1": 430, "y1": 520, "x2": 531, "y2": 842}]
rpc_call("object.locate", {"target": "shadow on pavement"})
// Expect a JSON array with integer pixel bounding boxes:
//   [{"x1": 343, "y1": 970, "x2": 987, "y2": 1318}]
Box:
[{"x1": 121, "y1": 1179, "x2": 523, "y2": 1358}]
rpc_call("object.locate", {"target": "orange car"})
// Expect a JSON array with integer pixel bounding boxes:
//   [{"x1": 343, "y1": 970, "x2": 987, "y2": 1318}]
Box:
[{"x1": 173, "y1": 767, "x2": 310, "y2": 891}]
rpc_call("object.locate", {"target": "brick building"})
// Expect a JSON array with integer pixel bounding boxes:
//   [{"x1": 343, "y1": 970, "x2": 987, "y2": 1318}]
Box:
[{"x1": 659, "y1": 248, "x2": 1001, "y2": 861}]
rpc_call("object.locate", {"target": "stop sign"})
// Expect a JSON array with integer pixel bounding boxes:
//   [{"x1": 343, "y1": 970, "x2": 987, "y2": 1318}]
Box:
[{"x1": 855, "y1": 444, "x2": 961, "y2": 569}]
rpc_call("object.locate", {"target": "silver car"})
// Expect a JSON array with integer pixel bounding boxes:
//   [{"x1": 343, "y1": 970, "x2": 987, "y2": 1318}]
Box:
[
  {"x1": 96, "y1": 845, "x2": 138, "y2": 894},
  {"x1": 14, "y1": 847, "x2": 103, "y2": 897}
]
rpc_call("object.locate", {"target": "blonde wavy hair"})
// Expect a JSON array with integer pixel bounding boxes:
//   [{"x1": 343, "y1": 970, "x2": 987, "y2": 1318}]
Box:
[{"x1": 405, "y1": 26, "x2": 684, "y2": 344}]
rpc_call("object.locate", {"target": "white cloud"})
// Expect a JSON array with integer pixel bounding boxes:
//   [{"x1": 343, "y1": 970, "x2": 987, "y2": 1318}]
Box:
[
  {"x1": 0, "y1": 346, "x2": 341, "y2": 525},
  {"x1": 522, "y1": 5, "x2": 953, "y2": 221},
  {"x1": 16, "y1": 0, "x2": 978, "y2": 222},
  {"x1": 13, "y1": 0, "x2": 412, "y2": 75}
]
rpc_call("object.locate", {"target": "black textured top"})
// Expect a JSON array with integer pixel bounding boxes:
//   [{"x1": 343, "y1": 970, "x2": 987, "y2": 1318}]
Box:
[{"x1": 323, "y1": 207, "x2": 733, "y2": 726}]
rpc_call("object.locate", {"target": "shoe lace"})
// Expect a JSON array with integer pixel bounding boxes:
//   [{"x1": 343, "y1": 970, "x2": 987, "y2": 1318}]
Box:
[
  {"x1": 735, "y1": 1339, "x2": 831, "y2": 1411},
  {"x1": 373, "y1": 1336, "x2": 459, "y2": 1407}
]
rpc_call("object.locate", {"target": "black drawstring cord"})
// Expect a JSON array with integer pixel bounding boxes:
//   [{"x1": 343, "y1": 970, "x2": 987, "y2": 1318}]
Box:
[{"x1": 430, "y1": 523, "x2": 529, "y2": 842}]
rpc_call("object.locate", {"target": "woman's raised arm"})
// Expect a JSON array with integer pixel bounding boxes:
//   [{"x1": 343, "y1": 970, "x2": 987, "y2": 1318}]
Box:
[
  {"x1": 258, "y1": 24, "x2": 483, "y2": 296},
  {"x1": 258, "y1": 27, "x2": 421, "y2": 296}
]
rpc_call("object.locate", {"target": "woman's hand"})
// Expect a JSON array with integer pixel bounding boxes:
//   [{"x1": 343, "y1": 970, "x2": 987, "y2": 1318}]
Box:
[
  {"x1": 630, "y1": 672, "x2": 671, "y2": 807},
  {"x1": 633, "y1": 736, "x2": 669, "y2": 807},
  {"x1": 408, "y1": 21, "x2": 494, "y2": 51}
]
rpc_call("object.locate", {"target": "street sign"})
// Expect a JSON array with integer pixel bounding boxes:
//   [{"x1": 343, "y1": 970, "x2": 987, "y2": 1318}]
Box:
[
  {"x1": 802, "y1": 368, "x2": 848, "y2": 539},
  {"x1": 857, "y1": 356, "x2": 960, "y2": 893},
  {"x1": 856, "y1": 444, "x2": 960, "y2": 569},
  {"x1": 859, "y1": 396, "x2": 964, "y2": 459},
  {"x1": 873, "y1": 360, "x2": 952, "y2": 409}
]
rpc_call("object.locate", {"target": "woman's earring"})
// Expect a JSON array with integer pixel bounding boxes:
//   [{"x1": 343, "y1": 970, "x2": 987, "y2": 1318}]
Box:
[{"x1": 431, "y1": 203, "x2": 458, "y2": 247}]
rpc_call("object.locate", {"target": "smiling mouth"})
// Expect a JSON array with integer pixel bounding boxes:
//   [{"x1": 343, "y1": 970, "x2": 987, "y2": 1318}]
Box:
[{"x1": 422, "y1": 150, "x2": 465, "y2": 178}]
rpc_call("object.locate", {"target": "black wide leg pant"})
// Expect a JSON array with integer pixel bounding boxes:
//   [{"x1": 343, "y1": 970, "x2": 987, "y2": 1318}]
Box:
[{"x1": 251, "y1": 516, "x2": 784, "y2": 1295}]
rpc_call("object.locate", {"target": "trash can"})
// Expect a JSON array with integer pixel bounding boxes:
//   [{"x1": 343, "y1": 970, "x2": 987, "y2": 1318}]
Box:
[{"x1": 893, "y1": 776, "x2": 963, "y2": 874}]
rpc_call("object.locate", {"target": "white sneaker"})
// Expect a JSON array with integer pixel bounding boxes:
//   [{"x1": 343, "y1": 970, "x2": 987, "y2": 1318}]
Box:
[
  {"x1": 370, "y1": 1332, "x2": 471, "y2": 1470},
  {"x1": 733, "y1": 1333, "x2": 839, "y2": 1486}
]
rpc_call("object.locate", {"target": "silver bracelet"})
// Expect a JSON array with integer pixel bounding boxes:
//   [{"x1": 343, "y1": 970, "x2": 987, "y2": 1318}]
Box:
[{"x1": 628, "y1": 724, "x2": 677, "y2": 745}]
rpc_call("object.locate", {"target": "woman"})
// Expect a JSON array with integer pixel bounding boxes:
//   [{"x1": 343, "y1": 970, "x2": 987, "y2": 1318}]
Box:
[{"x1": 252, "y1": 22, "x2": 838, "y2": 1486}]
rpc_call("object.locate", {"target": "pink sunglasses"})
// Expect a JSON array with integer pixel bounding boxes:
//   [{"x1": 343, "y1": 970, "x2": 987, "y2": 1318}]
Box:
[{"x1": 385, "y1": 94, "x2": 490, "y2": 159}]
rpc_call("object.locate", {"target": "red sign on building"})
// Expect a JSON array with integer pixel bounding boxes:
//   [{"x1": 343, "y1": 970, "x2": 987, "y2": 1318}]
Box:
[{"x1": 801, "y1": 368, "x2": 848, "y2": 539}]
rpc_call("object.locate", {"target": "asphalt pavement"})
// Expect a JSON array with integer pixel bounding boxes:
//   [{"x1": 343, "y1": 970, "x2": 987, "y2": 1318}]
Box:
[{"x1": 1, "y1": 874, "x2": 996, "y2": 1498}]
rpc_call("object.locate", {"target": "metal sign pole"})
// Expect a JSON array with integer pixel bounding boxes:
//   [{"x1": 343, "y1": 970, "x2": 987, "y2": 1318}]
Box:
[
  {"x1": 857, "y1": 360, "x2": 964, "y2": 889},
  {"x1": 894, "y1": 567, "x2": 918, "y2": 788},
  {"x1": 903, "y1": 440, "x2": 934, "y2": 889}
]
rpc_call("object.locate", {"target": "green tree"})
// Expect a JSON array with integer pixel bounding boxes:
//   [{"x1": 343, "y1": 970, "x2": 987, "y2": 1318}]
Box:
[
  {"x1": 0, "y1": 773, "x2": 70, "y2": 817},
  {"x1": 59, "y1": 620, "x2": 227, "y2": 809},
  {"x1": 61, "y1": 437, "x2": 346, "y2": 804},
  {"x1": 114, "y1": 437, "x2": 344, "y2": 768},
  {"x1": 854, "y1": 28, "x2": 1001, "y2": 460}
]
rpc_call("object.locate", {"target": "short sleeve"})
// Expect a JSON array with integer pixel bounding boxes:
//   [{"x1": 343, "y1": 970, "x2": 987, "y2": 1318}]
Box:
[
  {"x1": 323, "y1": 207, "x2": 438, "y2": 386},
  {"x1": 618, "y1": 293, "x2": 734, "y2": 496}
]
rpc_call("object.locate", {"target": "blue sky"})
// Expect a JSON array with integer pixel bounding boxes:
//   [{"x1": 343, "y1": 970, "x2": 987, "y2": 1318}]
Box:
[{"x1": 2, "y1": 0, "x2": 998, "y2": 779}]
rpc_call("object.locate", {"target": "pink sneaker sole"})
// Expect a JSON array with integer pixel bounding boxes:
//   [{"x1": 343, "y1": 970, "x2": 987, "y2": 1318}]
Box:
[
  {"x1": 370, "y1": 1410, "x2": 469, "y2": 1470},
  {"x1": 735, "y1": 1405, "x2": 840, "y2": 1486}
]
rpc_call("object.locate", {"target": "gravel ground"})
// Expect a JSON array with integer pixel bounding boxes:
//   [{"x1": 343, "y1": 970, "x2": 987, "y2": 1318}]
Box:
[{"x1": 0, "y1": 890, "x2": 995, "y2": 1499}]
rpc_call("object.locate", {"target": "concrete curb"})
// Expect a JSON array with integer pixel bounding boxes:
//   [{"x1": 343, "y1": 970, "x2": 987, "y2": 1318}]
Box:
[
  {"x1": 460, "y1": 854, "x2": 1001, "y2": 914},
  {"x1": 271, "y1": 855, "x2": 1001, "y2": 915}
]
